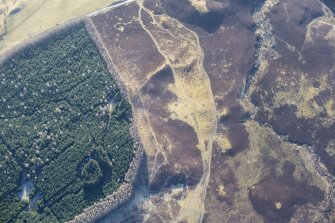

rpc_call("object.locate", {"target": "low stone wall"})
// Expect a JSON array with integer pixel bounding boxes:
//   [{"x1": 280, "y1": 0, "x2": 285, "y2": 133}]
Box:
[
  {"x1": 66, "y1": 17, "x2": 145, "y2": 223},
  {"x1": 68, "y1": 141, "x2": 144, "y2": 223},
  {"x1": 0, "y1": 12, "x2": 144, "y2": 223}
]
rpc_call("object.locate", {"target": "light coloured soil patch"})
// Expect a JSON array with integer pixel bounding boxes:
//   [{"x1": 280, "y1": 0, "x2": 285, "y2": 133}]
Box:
[
  {"x1": 274, "y1": 74, "x2": 328, "y2": 119},
  {"x1": 189, "y1": 0, "x2": 208, "y2": 14},
  {"x1": 214, "y1": 134, "x2": 232, "y2": 153},
  {"x1": 90, "y1": 1, "x2": 218, "y2": 221},
  {"x1": 204, "y1": 120, "x2": 330, "y2": 222},
  {"x1": 137, "y1": 2, "x2": 217, "y2": 222},
  {"x1": 0, "y1": 0, "x2": 118, "y2": 55}
]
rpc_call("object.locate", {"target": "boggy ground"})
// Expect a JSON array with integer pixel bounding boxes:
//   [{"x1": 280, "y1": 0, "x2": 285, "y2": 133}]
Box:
[{"x1": 88, "y1": 0, "x2": 335, "y2": 222}]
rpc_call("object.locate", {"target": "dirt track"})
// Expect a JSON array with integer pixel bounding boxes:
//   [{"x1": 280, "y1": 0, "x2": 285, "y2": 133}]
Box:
[
  {"x1": 2, "y1": 0, "x2": 335, "y2": 222},
  {"x1": 89, "y1": 0, "x2": 335, "y2": 222}
]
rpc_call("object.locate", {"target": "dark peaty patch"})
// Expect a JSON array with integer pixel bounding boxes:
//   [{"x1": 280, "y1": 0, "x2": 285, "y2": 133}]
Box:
[{"x1": 248, "y1": 161, "x2": 324, "y2": 222}]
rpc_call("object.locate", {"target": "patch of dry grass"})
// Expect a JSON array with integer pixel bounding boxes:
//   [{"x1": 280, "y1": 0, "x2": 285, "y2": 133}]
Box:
[{"x1": 0, "y1": 0, "x2": 117, "y2": 55}]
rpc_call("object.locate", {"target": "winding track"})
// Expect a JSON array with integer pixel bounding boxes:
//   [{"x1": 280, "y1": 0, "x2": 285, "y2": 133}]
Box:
[
  {"x1": 135, "y1": 1, "x2": 218, "y2": 222},
  {"x1": 88, "y1": 0, "x2": 218, "y2": 221}
]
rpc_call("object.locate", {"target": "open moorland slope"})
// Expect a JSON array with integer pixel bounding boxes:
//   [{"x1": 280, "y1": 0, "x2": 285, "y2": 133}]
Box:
[
  {"x1": 1, "y1": 0, "x2": 335, "y2": 222},
  {"x1": 87, "y1": 0, "x2": 335, "y2": 222},
  {"x1": 0, "y1": 0, "x2": 120, "y2": 56}
]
